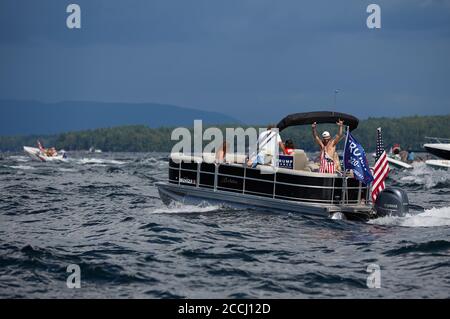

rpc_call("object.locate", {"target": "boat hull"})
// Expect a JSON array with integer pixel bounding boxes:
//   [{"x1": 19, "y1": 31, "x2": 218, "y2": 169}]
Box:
[
  {"x1": 425, "y1": 159, "x2": 450, "y2": 170},
  {"x1": 23, "y1": 146, "x2": 45, "y2": 162},
  {"x1": 387, "y1": 156, "x2": 413, "y2": 169},
  {"x1": 424, "y1": 144, "x2": 450, "y2": 160},
  {"x1": 168, "y1": 158, "x2": 368, "y2": 204},
  {"x1": 156, "y1": 182, "x2": 374, "y2": 220},
  {"x1": 158, "y1": 154, "x2": 376, "y2": 220}
]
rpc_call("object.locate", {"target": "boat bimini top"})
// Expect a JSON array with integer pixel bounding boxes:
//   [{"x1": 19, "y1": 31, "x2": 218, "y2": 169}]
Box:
[{"x1": 276, "y1": 111, "x2": 359, "y2": 132}]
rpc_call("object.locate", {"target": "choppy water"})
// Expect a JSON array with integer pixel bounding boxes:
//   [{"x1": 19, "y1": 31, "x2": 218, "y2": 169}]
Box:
[{"x1": 0, "y1": 152, "x2": 449, "y2": 298}]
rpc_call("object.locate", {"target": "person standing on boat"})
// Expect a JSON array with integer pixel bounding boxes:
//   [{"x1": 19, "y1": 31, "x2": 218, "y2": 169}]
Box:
[
  {"x1": 312, "y1": 120, "x2": 344, "y2": 173},
  {"x1": 37, "y1": 140, "x2": 57, "y2": 157},
  {"x1": 249, "y1": 125, "x2": 286, "y2": 167}
]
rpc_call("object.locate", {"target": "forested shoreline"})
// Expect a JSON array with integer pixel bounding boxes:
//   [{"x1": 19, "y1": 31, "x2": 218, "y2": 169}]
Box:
[{"x1": 1, "y1": 115, "x2": 449, "y2": 153}]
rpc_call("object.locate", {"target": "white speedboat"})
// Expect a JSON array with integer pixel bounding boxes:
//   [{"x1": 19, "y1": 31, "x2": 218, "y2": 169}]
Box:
[
  {"x1": 23, "y1": 146, "x2": 67, "y2": 162},
  {"x1": 422, "y1": 137, "x2": 450, "y2": 169},
  {"x1": 156, "y1": 111, "x2": 411, "y2": 221},
  {"x1": 423, "y1": 137, "x2": 450, "y2": 160},
  {"x1": 425, "y1": 159, "x2": 450, "y2": 170},
  {"x1": 371, "y1": 153, "x2": 413, "y2": 170},
  {"x1": 386, "y1": 156, "x2": 413, "y2": 170}
]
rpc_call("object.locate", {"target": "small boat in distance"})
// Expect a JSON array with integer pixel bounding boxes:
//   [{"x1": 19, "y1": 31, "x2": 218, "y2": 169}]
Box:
[
  {"x1": 386, "y1": 156, "x2": 413, "y2": 170},
  {"x1": 384, "y1": 144, "x2": 414, "y2": 170},
  {"x1": 23, "y1": 144, "x2": 67, "y2": 162},
  {"x1": 371, "y1": 152, "x2": 413, "y2": 170}
]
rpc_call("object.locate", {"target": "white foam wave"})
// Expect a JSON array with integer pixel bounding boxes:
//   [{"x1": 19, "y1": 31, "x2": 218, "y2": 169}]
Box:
[
  {"x1": 141, "y1": 157, "x2": 159, "y2": 164},
  {"x1": 330, "y1": 212, "x2": 346, "y2": 220},
  {"x1": 369, "y1": 206, "x2": 450, "y2": 227},
  {"x1": 152, "y1": 204, "x2": 221, "y2": 214},
  {"x1": 58, "y1": 168, "x2": 77, "y2": 172},
  {"x1": 398, "y1": 162, "x2": 450, "y2": 189},
  {"x1": 8, "y1": 155, "x2": 29, "y2": 162},
  {"x1": 76, "y1": 158, "x2": 126, "y2": 165},
  {"x1": 7, "y1": 165, "x2": 35, "y2": 170}
]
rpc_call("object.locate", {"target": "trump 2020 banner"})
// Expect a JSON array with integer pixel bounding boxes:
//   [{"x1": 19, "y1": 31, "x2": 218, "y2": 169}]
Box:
[
  {"x1": 278, "y1": 155, "x2": 294, "y2": 169},
  {"x1": 343, "y1": 131, "x2": 374, "y2": 185}
]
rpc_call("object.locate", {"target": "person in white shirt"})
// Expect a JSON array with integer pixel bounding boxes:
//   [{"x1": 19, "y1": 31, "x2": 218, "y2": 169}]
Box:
[{"x1": 248, "y1": 125, "x2": 286, "y2": 167}]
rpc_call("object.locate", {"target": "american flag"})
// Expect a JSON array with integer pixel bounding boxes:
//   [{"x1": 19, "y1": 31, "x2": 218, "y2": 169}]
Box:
[
  {"x1": 371, "y1": 127, "x2": 389, "y2": 202},
  {"x1": 319, "y1": 151, "x2": 335, "y2": 174}
]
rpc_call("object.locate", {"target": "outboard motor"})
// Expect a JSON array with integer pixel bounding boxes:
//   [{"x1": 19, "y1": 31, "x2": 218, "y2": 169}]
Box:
[{"x1": 374, "y1": 187, "x2": 409, "y2": 217}]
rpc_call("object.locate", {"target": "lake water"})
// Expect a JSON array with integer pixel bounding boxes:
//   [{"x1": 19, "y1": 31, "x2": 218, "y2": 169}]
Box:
[{"x1": 0, "y1": 152, "x2": 449, "y2": 298}]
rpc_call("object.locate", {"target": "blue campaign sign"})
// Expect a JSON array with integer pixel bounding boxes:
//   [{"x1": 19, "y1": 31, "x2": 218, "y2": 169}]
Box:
[
  {"x1": 343, "y1": 132, "x2": 374, "y2": 185},
  {"x1": 278, "y1": 155, "x2": 294, "y2": 169}
]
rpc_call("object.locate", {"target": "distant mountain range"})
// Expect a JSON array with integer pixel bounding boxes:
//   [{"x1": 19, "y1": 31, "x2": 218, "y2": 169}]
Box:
[{"x1": 0, "y1": 100, "x2": 240, "y2": 136}]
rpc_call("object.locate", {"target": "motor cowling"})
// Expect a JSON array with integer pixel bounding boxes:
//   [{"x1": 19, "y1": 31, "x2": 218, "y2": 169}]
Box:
[{"x1": 374, "y1": 187, "x2": 409, "y2": 217}]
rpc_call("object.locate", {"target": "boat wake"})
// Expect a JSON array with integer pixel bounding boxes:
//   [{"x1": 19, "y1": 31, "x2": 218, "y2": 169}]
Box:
[
  {"x1": 57, "y1": 167, "x2": 77, "y2": 172},
  {"x1": 396, "y1": 162, "x2": 450, "y2": 189},
  {"x1": 1, "y1": 151, "x2": 449, "y2": 298},
  {"x1": 369, "y1": 206, "x2": 450, "y2": 227},
  {"x1": 5, "y1": 165, "x2": 35, "y2": 170},
  {"x1": 7, "y1": 155, "x2": 29, "y2": 163},
  {"x1": 151, "y1": 203, "x2": 223, "y2": 214},
  {"x1": 75, "y1": 158, "x2": 127, "y2": 166}
]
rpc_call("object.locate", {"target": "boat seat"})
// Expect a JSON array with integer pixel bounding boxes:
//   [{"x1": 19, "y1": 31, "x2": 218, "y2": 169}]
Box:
[
  {"x1": 292, "y1": 149, "x2": 310, "y2": 171},
  {"x1": 307, "y1": 162, "x2": 320, "y2": 172},
  {"x1": 275, "y1": 166, "x2": 338, "y2": 177}
]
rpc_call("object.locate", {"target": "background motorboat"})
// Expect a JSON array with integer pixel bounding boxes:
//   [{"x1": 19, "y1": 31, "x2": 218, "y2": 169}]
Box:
[
  {"x1": 423, "y1": 137, "x2": 450, "y2": 160},
  {"x1": 89, "y1": 147, "x2": 103, "y2": 153},
  {"x1": 372, "y1": 143, "x2": 413, "y2": 170},
  {"x1": 423, "y1": 137, "x2": 450, "y2": 169},
  {"x1": 23, "y1": 146, "x2": 67, "y2": 162},
  {"x1": 425, "y1": 159, "x2": 450, "y2": 170},
  {"x1": 372, "y1": 153, "x2": 413, "y2": 170},
  {"x1": 386, "y1": 156, "x2": 413, "y2": 170}
]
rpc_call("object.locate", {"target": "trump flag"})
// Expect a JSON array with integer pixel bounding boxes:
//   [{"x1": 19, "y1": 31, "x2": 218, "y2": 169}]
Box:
[{"x1": 343, "y1": 130, "x2": 374, "y2": 185}]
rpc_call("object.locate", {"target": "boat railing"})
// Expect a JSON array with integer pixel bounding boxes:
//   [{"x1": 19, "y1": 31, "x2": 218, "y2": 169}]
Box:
[
  {"x1": 424, "y1": 136, "x2": 450, "y2": 144},
  {"x1": 171, "y1": 159, "x2": 369, "y2": 206},
  {"x1": 341, "y1": 176, "x2": 348, "y2": 205},
  {"x1": 338, "y1": 177, "x2": 369, "y2": 206}
]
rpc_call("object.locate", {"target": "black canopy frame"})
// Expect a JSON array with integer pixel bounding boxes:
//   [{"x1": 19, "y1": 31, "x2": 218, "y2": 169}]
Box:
[
  {"x1": 276, "y1": 111, "x2": 359, "y2": 132},
  {"x1": 248, "y1": 111, "x2": 359, "y2": 161}
]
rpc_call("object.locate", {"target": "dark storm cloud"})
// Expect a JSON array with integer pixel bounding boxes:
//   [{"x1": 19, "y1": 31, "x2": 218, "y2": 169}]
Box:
[
  {"x1": 5, "y1": 0, "x2": 448, "y2": 46},
  {"x1": 0, "y1": 0, "x2": 449, "y2": 122},
  {"x1": 0, "y1": 1, "x2": 357, "y2": 46}
]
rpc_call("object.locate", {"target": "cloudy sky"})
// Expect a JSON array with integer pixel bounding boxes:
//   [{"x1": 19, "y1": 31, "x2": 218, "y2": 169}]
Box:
[{"x1": 0, "y1": 0, "x2": 449, "y2": 123}]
